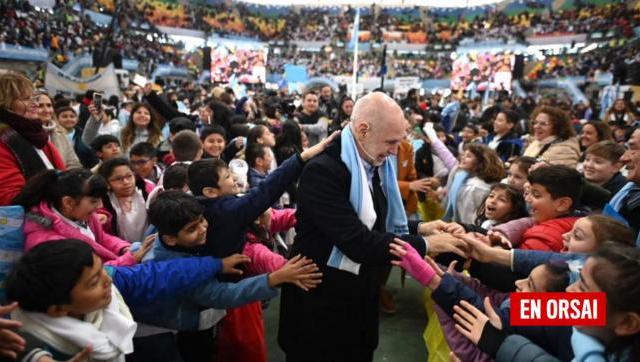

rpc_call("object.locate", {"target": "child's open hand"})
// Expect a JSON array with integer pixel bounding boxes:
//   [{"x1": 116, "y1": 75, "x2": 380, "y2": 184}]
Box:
[
  {"x1": 424, "y1": 256, "x2": 458, "y2": 277},
  {"x1": 292, "y1": 276, "x2": 322, "y2": 292},
  {"x1": 487, "y1": 231, "x2": 512, "y2": 249},
  {"x1": 268, "y1": 255, "x2": 322, "y2": 288},
  {"x1": 459, "y1": 233, "x2": 495, "y2": 263},
  {"x1": 409, "y1": 178, "x2": 434, "y2": 193},
  {"x1": 453, "y1": 297, "x2": 503, "y2": 345},
  {"x1": 443, "y1": 222, "x2": 466, "y2": 236},
  {"x1": 389, "y1": 239, "x2": 438, "y2": 288},
  {"x1": 0, "y1": 302, "x2": 24, "y2": 360},
  {"x1": 221, "y1": 254, "x2": 251, "y2": 275},
  {"x1": 132, "y1": 234, "x2": 156, "y2": 262}
]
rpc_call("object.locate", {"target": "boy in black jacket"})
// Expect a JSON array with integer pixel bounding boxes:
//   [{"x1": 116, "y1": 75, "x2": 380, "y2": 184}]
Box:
[{"x1": 186, "y1": 132, "x2": 339, "y2": 259}]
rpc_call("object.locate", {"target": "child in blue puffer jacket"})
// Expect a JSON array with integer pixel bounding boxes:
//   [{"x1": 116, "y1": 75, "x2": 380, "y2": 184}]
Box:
[{"x1": 5, "y1": 239, "x2": 235, "y2": 362}]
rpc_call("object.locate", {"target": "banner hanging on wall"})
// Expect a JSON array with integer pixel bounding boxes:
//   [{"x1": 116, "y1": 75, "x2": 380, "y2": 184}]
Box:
[{"x1": 44, "y1": 63, "x2": 121, "y2": 97}]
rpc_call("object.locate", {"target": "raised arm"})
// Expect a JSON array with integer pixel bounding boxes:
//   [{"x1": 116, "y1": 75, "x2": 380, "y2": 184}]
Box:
[{"x1": 143, "y1": 90, "x2": 185, "y2": 121}]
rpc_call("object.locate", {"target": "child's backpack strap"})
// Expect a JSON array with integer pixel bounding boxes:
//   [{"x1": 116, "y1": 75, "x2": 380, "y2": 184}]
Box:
[{"x1": 0, "y1": 206, "x2": 25, "y2": 303}]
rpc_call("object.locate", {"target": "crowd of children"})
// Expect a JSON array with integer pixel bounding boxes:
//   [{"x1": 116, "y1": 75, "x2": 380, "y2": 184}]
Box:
[{"x1": 0, "y1": 69, "x2": 639, "y2": 362}]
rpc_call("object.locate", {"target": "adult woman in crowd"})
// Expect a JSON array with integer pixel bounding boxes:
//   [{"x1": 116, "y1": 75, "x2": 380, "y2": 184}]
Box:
[
  {"x1": 35, "y1": 92, "x2": 82, "y2": 169},
  {"x1": 119, "y1": 103, "x2": 164, "y2": 154},
  {"x1": 579, "y1": 120, "x2": 612, "y2": 151},
  {"x1": 523, "y1": 105, "x2": 580, "y2": 167},
  {"x1": 263, "y1": 98, "x2": 283, "y2": 133},
  {"x1": 331, "y1": 96, "x2": 354, "y2": 133},
  {"x1": 604, "y1": 99, "x2": 637, "y2": 126},
  {"x1": 275, "y1": 120, "x2": 304, "y2": 166},
  {"x1": 0, "y1": 72, "x2": 66, "y2": 205}
]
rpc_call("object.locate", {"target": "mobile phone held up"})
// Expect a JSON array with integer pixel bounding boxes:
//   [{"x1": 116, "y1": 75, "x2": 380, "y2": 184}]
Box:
[{"x1": 93, "y1": 92, "x2": 104, "y2": 110}]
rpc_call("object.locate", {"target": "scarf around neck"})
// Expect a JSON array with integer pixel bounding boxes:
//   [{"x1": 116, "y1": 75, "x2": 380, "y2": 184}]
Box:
[
  {"x1": 12, "y1": 287, "x2": 136, "y2": 361},
  {"x1": 0, "y1": 108, "x2": 49, "y2": 148},
  {"x1": 326, "y1": 125, "x2": 408, "y2": 275}
]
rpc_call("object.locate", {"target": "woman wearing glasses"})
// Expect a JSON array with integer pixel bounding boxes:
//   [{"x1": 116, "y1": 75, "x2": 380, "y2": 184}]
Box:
[
  {"x1": 0, "y1": 72, "x2": 66, "y2": 206},
  {"x1": 523, "y1": 106, "x2": 580, "y2": 168}
]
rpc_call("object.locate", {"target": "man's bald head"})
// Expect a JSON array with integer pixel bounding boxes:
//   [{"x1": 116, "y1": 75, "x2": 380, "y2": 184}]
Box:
[
  {"x1": 350, "y1": 92, "x2": 407, "y2": 166},
  {"x1": 351, "y1": 92, "x2": 404, "y2": 130}
]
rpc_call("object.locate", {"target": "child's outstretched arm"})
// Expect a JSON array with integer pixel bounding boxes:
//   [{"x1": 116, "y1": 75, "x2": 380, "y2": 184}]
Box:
[
  {"x1": 267, "y1": 255, "x2": 323, "y2": 291},
  {"x1": 459, "y1": 234, "x2": 512, "y2": 267},
  {"x1": 111, "y1": 256, "x2": 228, "y2": 305},
  {"x1": 269, "y1": 208, "x2": 297, "y2": 233},
  {"x1": 190, "y1": 273, "x2": 279, "y2": 309},
  {"x1": 391, "y1": 240, "x2": 499, "y2": 318},
  {"x1": 242, "y1": 242, "x2": 286, "y2": 275},
  {"x1": 390, "y1": 239, "x2": 440, "y2": 289},
  {"x1": 189, "y1": 255, "x2": 322, "y2": 309},
  {"x1": 230, "y1": 132, "x2": 340, "y2": 228},
  {"x1": 460, "y1": 234, "x2": 584, "y2": 276},
  {"x1": 489, "y1": 217, "x2": 535, "y2": 248},
  {"x1": 423, "y1": 123, "x2": 458, "y2": 171}
]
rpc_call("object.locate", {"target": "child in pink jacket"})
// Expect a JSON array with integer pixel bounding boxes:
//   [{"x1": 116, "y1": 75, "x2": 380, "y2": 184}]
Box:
[
  {"x1": 14, "y1": 169, "x2": 151, "y2": 266},
  {"x1": 217, "y1": 207, "x2": 298, "y2": 362}
]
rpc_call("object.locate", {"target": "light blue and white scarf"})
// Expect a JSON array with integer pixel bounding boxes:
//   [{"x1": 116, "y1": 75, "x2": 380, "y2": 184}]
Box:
[
  {"x1": 604, "y1": 182, "x2": 640, "y2": 246},
  {"x1": 327, "y1": 125, "x2": 408, "y2": 275}
]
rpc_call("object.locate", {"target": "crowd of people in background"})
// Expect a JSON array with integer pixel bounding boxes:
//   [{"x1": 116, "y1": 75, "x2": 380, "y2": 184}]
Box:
[
  {"x1": 121, "y1": 0, "x2": 640, "y2": 45},
  {"x1": 0, "y1": 0, "x2": 181, "y2": 71},
  {"x1": 2, "y1": 0, "x2": 640, "y2": 81},
  {"x1": 1, "y1": 1, "x2": 640, "y2": 359},
  {"x1": 0, "y1": 63, "x2": 639, "y2": 361},
  {"x1": 267, "y1": 48, "x2": 453, "y2": 79}
]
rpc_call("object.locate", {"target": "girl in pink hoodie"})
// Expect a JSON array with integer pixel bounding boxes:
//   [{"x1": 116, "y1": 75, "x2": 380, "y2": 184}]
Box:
[
  {"x1": 217, "y1": 207, "x2": 300, "y2": 362},
  {"x1": 14, "y1": 169, "x2": 152, "y2": 266}
]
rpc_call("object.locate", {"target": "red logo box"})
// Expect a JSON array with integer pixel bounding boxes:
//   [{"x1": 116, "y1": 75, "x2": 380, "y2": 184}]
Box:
[{"x1": 510, "y1": 292, "x2": 606, "y2": 326}]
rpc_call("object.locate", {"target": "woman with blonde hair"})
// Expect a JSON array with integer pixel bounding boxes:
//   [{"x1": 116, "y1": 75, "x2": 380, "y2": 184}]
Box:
[
  {"x1": 0, "y1": 72, "x2": 66, "y2": 205},
  {"x1": 35, "y1": 92, "x2": 82, "y2": 168}
]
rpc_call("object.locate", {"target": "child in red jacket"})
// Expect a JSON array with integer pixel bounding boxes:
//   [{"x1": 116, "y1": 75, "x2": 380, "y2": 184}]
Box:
[
  {"x1": 468, "y1": 165, "x2": 584, "y2": 293},
  {"x1": 490, "y1": 165, "x2": 584, "y2": 252}
]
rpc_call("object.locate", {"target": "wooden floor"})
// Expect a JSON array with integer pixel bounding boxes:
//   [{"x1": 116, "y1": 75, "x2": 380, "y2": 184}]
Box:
[{"x1": 264, "y1": 267, "x2": 429, "y2": 362}]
